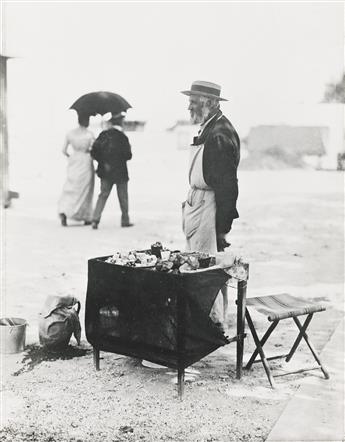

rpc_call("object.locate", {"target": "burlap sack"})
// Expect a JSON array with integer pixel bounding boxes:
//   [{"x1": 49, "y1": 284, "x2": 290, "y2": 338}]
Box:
[{"x1": 38, "y1": 295, "x2": 81, "y2": 349}]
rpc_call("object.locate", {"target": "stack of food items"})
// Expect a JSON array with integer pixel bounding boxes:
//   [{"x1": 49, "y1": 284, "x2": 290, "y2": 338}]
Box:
[
  {"x1": 105, "y1": 242, "x2": 216, "y2": 273},
  {"x1": 105, "y1": 251, "x2": 157, "y2": 267}
]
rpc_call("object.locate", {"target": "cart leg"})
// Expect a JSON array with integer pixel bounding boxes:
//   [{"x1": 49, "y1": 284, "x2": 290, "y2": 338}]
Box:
[
  {"x1": 178, "y1": 368, "x2": 185, "y2": 400},
  {"x1": 221, "y1": 284, "x2": 229, "y2": 324},
  {"x1": 93, "y1": 347, "x2": 100, "y2": 370},
  {"x1": 177, "y1": 287, "x2": 186, "y2": 400},
  {"x1": 236, "y1": 280, "x2": 247, "y2": 379}
]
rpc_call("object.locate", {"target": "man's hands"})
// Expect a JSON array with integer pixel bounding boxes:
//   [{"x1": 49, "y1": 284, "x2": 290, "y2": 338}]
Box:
[{"x1": 217, "y1": 233, "x2": 231, "y2": 252}]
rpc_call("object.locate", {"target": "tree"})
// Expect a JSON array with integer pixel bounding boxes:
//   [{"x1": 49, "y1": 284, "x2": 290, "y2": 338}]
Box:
[{"x1": 323, "y1": 73, "x2": 345, "y2": 103}]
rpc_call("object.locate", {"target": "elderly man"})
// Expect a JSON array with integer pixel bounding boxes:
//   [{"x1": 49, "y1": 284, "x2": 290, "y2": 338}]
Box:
[{"x1": 181, "y1": 80, "x2": 240, "y2": 326}]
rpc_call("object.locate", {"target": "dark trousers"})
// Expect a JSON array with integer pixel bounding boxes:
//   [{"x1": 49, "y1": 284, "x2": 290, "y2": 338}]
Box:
[{"x1": 92, "y1": 179, "x2": 130, "y2": 225}]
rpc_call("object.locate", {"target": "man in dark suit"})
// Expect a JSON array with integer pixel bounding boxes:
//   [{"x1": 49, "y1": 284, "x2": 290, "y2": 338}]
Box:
[{"x1": 91, "y1": 112, "x2": 133, "y2": 229}]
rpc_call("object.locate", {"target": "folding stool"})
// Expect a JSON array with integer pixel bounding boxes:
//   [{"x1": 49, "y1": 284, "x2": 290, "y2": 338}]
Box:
[{"x1": 244, "y1": 293, "x2": 330, "y2": 388}]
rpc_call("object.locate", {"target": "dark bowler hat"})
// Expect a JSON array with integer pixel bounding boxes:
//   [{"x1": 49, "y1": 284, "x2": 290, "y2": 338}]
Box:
[
  {"x1": 181, "y1": 80, "x2": 228, "y2": 101},
  {"x1": 109, "y1": 111, "x2": 126, "y2": 124},
  {"x1": 111, "y1": 111, "x2": 126, "y2": 119}
]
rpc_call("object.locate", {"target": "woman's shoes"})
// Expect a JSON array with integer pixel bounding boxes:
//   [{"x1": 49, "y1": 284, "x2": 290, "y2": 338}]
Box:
[
  {"x1": 59, "y1": 213, "x2": 67, "y2": 227},
  {"x1": 91, "y1": 221, "x2": 98, "y2": 230},
  {"x1": 59, "y1": 216, "x2": 95, "y2": 227}
]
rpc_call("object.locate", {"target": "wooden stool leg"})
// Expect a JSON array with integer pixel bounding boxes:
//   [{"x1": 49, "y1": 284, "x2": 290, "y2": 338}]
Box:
[
  {"x1": 93, "y1": 347, "x2": 100, "y2": 370},
  {"x1": 246, "y1": 310, "x2": 276, "y2": 388},
  {"x1": 178, "y1": 368, "x2": 185, "y2": 400},
  {"x1": 293, "y1": 317, "x2": 330, "y2": 379},
  {"x1": 236, "y1": 280, "x2": 247, "y2": 379},
  {"x1": 246, "y1": 320, "x2": 279, "y2": 369},
  {"x1": 286, "y1": 314, "x2": 313, "y2": 362}
]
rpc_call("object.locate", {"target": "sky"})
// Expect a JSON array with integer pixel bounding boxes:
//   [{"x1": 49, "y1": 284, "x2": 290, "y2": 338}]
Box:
[{"x1": 1, "y1": 2, "x2": 344, "y2": 139}]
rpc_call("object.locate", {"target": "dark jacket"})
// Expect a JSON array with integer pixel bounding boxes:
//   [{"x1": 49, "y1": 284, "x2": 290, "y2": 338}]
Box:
[
  {"x1": 91, "y1": 127, "x2": 132, "y2": 184},
  {"x1": 193, "y1": 110, "x2": 240, "y2": 235}
]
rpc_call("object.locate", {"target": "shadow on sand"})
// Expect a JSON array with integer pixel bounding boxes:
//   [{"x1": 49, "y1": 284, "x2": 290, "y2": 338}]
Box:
[{"x1": 13, "y1": 344, "x2": 92, "y2": 376}]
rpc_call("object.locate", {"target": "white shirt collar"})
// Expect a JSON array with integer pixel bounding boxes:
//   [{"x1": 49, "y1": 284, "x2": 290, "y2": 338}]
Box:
[
  {"x1": 198, "y1": 112, "x2": 218, "y2": 137},
  {"x1": 113, "y1": 125, "x2": 123, "y2": 132}
]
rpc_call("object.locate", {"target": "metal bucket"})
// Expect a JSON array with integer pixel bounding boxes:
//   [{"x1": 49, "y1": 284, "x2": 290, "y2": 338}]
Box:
[{"x1": 0, "y1": 317, "x2": 27, "y2": 354}]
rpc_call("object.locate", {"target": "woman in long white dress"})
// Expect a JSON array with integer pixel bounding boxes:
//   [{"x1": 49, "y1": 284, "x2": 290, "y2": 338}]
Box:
[{"x1": 58, "y1": 114, "x2": 95, "y2": 226}]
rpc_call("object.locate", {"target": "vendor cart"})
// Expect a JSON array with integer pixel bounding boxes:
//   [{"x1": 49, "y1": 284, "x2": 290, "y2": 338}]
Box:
[{"x1": 85, "y1": 255, "x2": 248, "y2": 398}]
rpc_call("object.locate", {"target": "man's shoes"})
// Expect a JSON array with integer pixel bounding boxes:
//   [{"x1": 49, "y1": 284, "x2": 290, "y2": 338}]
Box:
[
  {"x1": 84, "y1": 221, "x2": 92, "y2": 226},
  {"x1": 59, "y1": 213, "x2": 67, "y2": 227},
  {"x1": 91, "y1": 221, "x2": 98, "y2": 230},
  {"x1": 121, "y1": 223, "x2": 134, "y2": 228}
]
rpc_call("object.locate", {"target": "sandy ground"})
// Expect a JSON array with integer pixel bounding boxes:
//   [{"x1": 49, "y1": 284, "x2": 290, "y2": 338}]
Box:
[{"x1": 1, "y1": 131, "x2": 344, "y2": 441}]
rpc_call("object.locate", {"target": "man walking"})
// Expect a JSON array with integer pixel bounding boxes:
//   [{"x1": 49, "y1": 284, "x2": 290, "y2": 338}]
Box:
[
  {"x1": 91, "y1": 112, "x2": 133, "y2": 229},
  {"x1": 181, "y1": 80, "x2": 240, "y2": 325}
]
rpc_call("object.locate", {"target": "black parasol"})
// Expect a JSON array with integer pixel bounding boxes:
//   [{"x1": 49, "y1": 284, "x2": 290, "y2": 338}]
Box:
[{"x1": 70, "y1": 91, "x2": 132, "y2": 117}]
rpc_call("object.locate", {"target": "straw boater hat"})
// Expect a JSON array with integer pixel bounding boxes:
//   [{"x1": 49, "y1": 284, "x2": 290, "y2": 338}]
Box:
[{"x1": 181, "y1": 81, "x2": 228, "y2": 101}]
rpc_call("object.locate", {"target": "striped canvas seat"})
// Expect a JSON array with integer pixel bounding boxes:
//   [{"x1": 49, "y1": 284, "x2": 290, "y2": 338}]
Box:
[
  {"x1": 244, "y1": 293, "x2": 329, "y2": 387},
  {"x1": 246, "y1": 293, "x2": 326, "y2": 322}
]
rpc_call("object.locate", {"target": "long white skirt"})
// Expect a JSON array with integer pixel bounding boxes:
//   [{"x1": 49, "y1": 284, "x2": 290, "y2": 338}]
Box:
[{"x1": 58, "y1": 152, "x2": 95, "y2": 222}]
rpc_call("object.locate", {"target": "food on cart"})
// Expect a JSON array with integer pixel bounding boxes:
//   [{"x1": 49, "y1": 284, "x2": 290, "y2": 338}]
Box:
[
  {"x1": 155, "y1": 253, "x2": 200, "y2": 273},
  {"x1": 175, "y1": 255, "x2": 199, "y2": 271},
  {"x1": 155, "y1": 259, "x2": 174, "y2": 272},
  {"x1": 178, "y1": 262, "x2": 194, "y2": 272},
  {"x1": 169, "y1": 253, "x2": 187, "y2": 269},
  {"x1": 187, "y1": 255, "x2": 200, "y2": 269},
  {"x1": 106, "y1": 251, "x2": 157, "y2": 267},
  {"x1": 105, "y1": 245, "x2": 224, "y2": 273},
  {"x1": 160, "y1": 250, "x2": 171, "y2": 260},
  {"x1": 151, "y1": 241, "x2": 163, "y2": 258},
  {"x1": 178, "y1": 256, "x2": 200, "y2": 273},
  {"x1": 198, "y1": 252, "x2": 213, "y2": 268}
]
